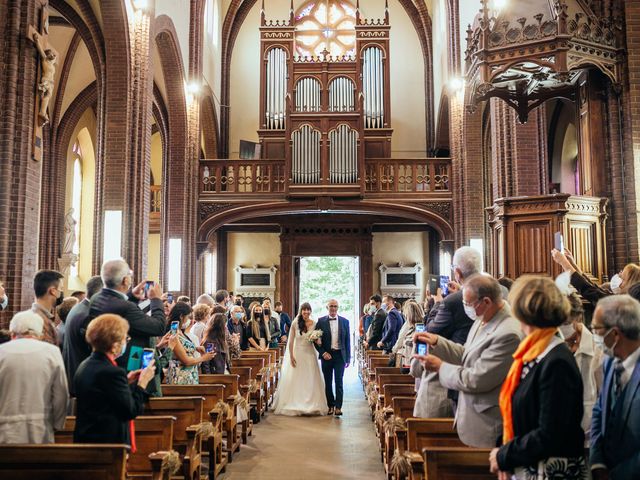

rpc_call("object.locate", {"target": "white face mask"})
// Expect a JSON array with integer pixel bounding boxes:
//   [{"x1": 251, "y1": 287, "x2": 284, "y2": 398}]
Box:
[
  {"x1": 610, "y1": 274, "x2": 623, "y2": 294},
  {"x1": 559, "y1": 323, "x2": 576, "y2": 340},
  {"x1": 118, "y1": 340, "x2": 127, "y2": 358},
  {"x1": 593, "y1": 329, "x2": 616, "y2": 357},
  {"x1": 463, "y1": 303, "x2": 483, "y2": 323},
  {"x1": 381, "y1": 303, "x2": 388, "y2": 312}
]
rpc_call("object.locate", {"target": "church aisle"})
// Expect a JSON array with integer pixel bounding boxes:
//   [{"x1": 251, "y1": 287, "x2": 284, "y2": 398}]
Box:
[{"x1": 221, "y1": 366, "x2": 386, "y2": 480}]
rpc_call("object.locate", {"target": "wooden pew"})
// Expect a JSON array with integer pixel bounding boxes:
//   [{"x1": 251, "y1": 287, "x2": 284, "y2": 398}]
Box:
[
  {"x1": 146, "y1": 396, "x2": 208, "y2": 480},
  {"x1": 376, "y1": 384, "x2": 417, "y2": 461},
  {"x1": 396, "y1": 419, "x2": 464, "y2": 480},
  {"x1": 374, "y1": 373, "x2": 415, "y2": 417},
  {"x1": 242, "y1": 350, "x2": 277, "y2": 405},
  {"x1": 199, "y1": 375, "x2": 244, "y2": 452},
  {"x1": 228, "y1": 366, "x2": 254, "y2": 439},
  {"x1": 422, "y1": 447, "x2": 494, "y2": 480},
  {"x1": 55, "y1": 416, "x2": 177, "y2": 479},
  {"x1": 161, "y1": 384, "x2": 231, "y2": 468},
  {"x1": 0, "y1": 444, "x2": 128, "y2": 480},
  {"x1": 383, "y1": 396, "x2": 416, "y2": 479},
  {"x1": 234, "y1": 357, "x2": 267, "y2": 419}
]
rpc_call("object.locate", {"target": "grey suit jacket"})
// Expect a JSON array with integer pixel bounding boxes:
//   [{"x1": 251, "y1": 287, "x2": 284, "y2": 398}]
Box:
[{"x1": 431, "y1": 303, "x2": 523, "y2": 448}]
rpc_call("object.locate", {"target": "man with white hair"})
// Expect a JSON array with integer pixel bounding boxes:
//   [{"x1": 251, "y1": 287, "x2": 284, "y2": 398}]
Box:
[
  {"x1": 590, "y1": 295, "x2": 640, "y2": 480},
  {"x1": 196, "y1": 293, "x2": 215, "y2": 307},
  {"x1": 88, "y1": 259, "x2": 166, "y2": 379},
  {"x1": 0, "y1": 311, "x2": 68, "y2": 443}
]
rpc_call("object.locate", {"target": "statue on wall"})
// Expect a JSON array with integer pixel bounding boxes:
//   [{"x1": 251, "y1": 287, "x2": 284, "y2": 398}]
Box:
[
  {"x1": 32, "y1": 30, "x2": 57, "y2": 125},
  {"x1": 62, "y1": 209, "x2": 77, "y2": 255}
]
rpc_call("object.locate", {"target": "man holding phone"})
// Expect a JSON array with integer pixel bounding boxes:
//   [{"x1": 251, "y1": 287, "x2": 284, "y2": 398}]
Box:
[{"x1": 88, "y1": 259, "x2": 166, "y2": 394}]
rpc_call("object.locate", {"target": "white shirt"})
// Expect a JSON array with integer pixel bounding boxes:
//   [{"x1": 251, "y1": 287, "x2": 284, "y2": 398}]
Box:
[
  {"x1": 191, "y1": 321, "x2": 207, "y2": 343},
  {"x1": 329, "y1": 317, "x2": 339, "y2": 350},
  {"x1": 0, "y1": 338, "x2": 69, "y2": 443},
  {"x1": 619, "y1": 345, "x2": 640, "y2": 389}
]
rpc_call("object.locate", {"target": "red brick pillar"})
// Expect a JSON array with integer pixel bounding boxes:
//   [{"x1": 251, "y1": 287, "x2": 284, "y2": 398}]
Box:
[{"x1": 0, "y1": 0, "x2": 43, "y2": 322}]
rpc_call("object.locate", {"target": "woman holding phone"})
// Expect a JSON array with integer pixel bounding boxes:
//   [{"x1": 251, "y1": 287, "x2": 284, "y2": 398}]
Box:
[
  {"x1": 201, "y1": 313, "x2": 231, "y2": 374},
  {"x1": 74, "y1": 314, "x2": 156, "y2": 448},
  {"x1": 165, "y1": 303, "x2": 214, "y2": 384}
]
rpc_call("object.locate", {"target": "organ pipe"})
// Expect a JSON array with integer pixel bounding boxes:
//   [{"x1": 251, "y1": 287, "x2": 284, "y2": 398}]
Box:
[
  {"x1": 363, "y1": 46, "x2": 384, "y2": 128},
  {"x1": 265, "y1": 48, "x2": 287, "y2": 129}
]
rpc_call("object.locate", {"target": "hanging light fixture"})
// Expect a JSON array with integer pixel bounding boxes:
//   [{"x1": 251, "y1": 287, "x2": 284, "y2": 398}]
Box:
[{"x1": 464, "y1": 0, "x2": 623, "y2": 123}]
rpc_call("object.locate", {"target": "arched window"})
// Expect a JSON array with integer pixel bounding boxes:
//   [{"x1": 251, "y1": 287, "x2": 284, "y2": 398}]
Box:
[
  {"x1": 295, "y1": 0, "x2": 356, "y2": 58},
  {"x1": 70, "y1": 141, "x2": 83, "y2": 277}
]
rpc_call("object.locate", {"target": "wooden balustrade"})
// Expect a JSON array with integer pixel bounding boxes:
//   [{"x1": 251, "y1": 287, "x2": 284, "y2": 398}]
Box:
[{"x1": 199, "y1": 158, "x2": 451, "y2": 196}]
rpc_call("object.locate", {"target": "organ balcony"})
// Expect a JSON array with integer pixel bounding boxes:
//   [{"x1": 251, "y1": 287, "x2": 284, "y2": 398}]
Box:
[{"x1": 198, "y1": 157, "x2": 451, "y2": 199}]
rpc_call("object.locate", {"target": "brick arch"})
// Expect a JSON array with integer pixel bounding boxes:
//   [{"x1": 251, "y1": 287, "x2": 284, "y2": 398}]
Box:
[
  {"x1": 435, "y1": 93, "x2": 450, "y2": 155},
  {"x1": 219, "y1": 0, "x2": 434, "y2": 157},
  {"x1": 201, "y1": 86, "x2": 220, "y2": 158},
  {"x1": 39, "y1": 82, "x2": 98, "y2": 270},
  {"x1": 197, "y1": 201, "x2": 453, "y2": 243},
  {"x1": 154, "y1": 14, "x2": 193, "y2": 291}
]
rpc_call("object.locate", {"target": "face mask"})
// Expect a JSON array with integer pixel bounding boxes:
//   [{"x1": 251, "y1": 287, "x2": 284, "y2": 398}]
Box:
[
  {"x1": 594, "y1": 328, "x2": 617, "y2": 357},
  {"x1": 369, "y1": 305, "x2": 376, "y2": 314},
  {"x1": 234, "y1": 312, "x2": 243, "y2": 321},
  {"x1": 610, "y1": 274, "x2": 623, "y2": 294},
  {"x1": 381, "y1": 303, "x2": 388, "y2": 312},
  {"x1": 226, "y1": 301, "x2": 234, "y2": 309},
  {"x1": 263, "y1": 308, "x2": 271, "y2": 316},
  {"x1": 118, "y1": 340, "x2": 127, "y2": 358},
  {"x1": 55, "y1": 290, "x2": 64, "y2": 307},
  {"x1": 255, "y1": 313, "x2": 263, "y2": 319},
  {"x1": 463, "y1": 304, "x2": 478, "y2": 321},
  {"x1": 235, "y1": 299, "x2": 243, "y2": 306},
  {"x1": 559, "y1": 323, "x2": 576, "y2": 340}
]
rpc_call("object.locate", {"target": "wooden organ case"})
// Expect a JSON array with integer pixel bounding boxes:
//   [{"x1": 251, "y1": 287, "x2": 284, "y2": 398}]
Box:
[{"x1": 258, "y1": 1, "x2": 392, "y2": 197}]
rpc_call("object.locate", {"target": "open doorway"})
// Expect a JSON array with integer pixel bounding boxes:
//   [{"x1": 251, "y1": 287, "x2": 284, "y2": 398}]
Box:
[{"x1": 296, "y1": 256, "x2": 360, "y2": 326}]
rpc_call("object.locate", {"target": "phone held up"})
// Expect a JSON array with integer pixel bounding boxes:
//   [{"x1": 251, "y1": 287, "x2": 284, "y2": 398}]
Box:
[
  {"x1": 141, "y1": 348, "x2": 154, "y2": 369},
  {"x1": 439, "y1": 275, "x2": 450, "y2": 296},
  {"x1": 170, "y1": 321, "x2": 179, "y2": 335},
  {"x1": 554, "y1": 231, "x2": 564, "y2": 252},
  {"x1": 144, "y1": 281, "x2": 154, "y2": 298},
  {"x1": 205, "y1": 342, "x2": 216, "y2": 354},
  {"x1": 414, "y1": 323, "x2": 428, "y2": 356},
  {"x1": 167, "y1": 293, "x2": 174, "y2": 303}
]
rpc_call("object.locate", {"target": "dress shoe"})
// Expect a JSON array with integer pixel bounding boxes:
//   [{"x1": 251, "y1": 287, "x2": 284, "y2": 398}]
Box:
[
  {"x1": 327, "y1": 407, "x2": 334, "y2": 415},
  {"x1": 334, "y1": 408, "x2": 343, "y2": 416}
]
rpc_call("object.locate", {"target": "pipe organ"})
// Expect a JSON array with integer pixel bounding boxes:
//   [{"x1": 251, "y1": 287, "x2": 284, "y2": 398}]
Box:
[{"x1": 258, "y1": 1, "x2": 393, "y2": 196}]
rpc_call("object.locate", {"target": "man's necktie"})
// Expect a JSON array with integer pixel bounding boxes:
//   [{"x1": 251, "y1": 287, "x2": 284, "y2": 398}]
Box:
[{"x1": 612, "y1": 360, "x2": 625, "y2": 408}]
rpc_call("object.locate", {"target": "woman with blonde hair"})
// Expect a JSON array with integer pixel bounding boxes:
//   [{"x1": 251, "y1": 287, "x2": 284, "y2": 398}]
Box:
[
  {"x1": 392, "y1": 300, "x2": 423, "y2": 368},
  {"x1": 490, "y1": 276, "x2": 587, "y2": 479},
  {"x1": 247, "y1": 303, "x2": 270, "y2": 351},
  {"x1": 74, "y1": 314, "x2": 156, "y2": 448}
]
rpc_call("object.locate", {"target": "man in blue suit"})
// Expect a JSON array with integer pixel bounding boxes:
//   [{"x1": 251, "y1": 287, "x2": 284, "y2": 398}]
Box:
[
  {"x1": 590, "y1": 295, "x2": 640, "y2": 480},
  {"x1": 315, "y1": 299, "x2": 351, "y2": 416}
]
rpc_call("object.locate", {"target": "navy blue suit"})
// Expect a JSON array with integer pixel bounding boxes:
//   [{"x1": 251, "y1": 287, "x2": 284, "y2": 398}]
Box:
[
  {"x1": 380, "y1": 308, "x2": 404, "y2": 352},
  {"x1": 315, "y1": 315, "x2": 351, "y2": 409},
  {"x1": 590, "y1": 355, "x2": 640, "y2": 479}
]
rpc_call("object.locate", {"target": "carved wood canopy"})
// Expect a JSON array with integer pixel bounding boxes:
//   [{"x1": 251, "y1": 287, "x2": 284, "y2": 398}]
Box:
[{"x1": 465, "y1": 0, "x2": 624, "y2": 123}]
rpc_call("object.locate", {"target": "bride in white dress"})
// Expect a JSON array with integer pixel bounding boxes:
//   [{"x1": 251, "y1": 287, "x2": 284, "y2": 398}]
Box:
[{"x1": 273, "y1": 302, "x2": 329, "y2": 416}]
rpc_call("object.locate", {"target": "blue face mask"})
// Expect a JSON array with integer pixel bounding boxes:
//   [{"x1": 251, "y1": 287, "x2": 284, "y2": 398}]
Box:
[
  {"x1": 381, "y1": 303, "x2": 388, "y2": 312},
  {"x1": 234, "y1": 312, "x2": 243, "y2": 321}
]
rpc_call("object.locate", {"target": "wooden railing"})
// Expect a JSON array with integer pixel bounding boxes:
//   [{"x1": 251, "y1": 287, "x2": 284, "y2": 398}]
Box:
[{"x1": 199, "y1": 158, "x2": 451, "y2": 196}]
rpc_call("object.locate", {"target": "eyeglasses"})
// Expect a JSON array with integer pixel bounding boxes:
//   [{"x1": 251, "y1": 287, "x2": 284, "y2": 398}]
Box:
[
  {"x1": 591, "y1": 324, "x2": 608, "y2": 333},
  {"x1": 328, "y1": 305, "x2": 338, "y2": 308}
]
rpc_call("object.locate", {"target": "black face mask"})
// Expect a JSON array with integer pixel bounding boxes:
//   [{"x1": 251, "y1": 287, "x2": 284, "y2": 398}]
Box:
[
  {"x1": 263, "y1": 308, "x2": 271, "y2": 316},
  {"x1": 235, "y1": 299, "x2": 243, "y2": 306},
  {"x1": 254, "y1": 313, "x2": 263, "y2": 319},
  {"x1": 55, "y1": 290, "x2": 64, "y2": 307}
]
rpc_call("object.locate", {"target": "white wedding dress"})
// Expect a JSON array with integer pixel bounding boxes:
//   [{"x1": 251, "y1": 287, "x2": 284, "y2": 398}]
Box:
[{"x1": 273, "y1": 320, "x2": 329, "y2": 416}]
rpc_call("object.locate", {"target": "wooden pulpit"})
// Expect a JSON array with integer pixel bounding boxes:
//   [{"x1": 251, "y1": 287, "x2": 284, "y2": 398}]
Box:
[{"x1": 487, "y1": 194, "x2": 608, "y2": 282}]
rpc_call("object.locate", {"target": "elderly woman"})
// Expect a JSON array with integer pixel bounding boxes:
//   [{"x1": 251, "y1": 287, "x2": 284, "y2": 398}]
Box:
[
  {"x1": 247, "y1": 304, "x2": 270, "y2": 351},
  {"x1": 227, "y1": 304, "x2": 248, "y2": 354},
  {"x1": 490, "y1": 276, "x2": 587, "y2": 480},
  {"x1": 0, "y1": 311, "x2": 68, "y2": 443},
  {"x1": 391, "y1": 301, "x2": 422, "y2": 368},
  {"x1": 73, "y1": 314, "x2": 156, "y2": 448},
  {"x1": 190, "y1": 303, "x2": 212, "y2": 345}
]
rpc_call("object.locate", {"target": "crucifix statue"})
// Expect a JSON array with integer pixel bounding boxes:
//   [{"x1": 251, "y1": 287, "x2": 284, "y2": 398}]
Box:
[{"x1": 27, "y1": 2, "x2": 57, "y2": 161}]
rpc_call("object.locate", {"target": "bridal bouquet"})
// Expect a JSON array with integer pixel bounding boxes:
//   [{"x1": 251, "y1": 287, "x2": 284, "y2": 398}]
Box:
[{"x1": 304, "y1": 329, "x2": 323, "y2": 344}]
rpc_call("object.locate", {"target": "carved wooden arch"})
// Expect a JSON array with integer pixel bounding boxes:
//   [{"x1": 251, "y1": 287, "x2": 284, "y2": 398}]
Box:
[
  {"x1": 220, "y1": 0, "x2": 434, "y2": 157},
  {"x1": 197, "y1": 200, "x2": 453, "y2": 242}
]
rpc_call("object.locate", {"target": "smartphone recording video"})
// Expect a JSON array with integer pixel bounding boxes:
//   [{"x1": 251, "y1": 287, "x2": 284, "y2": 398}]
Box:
[
  {"x1": 170, "y1": 321, "x2": 179, "y2": 335},
  {"x1": 141, "y1": 348, "x2": 154, "y2": 369}
]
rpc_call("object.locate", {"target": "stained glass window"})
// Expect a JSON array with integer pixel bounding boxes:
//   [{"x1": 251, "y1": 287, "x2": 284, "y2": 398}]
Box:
[{"x1": 295, "y1": 0, "x2": 356, "y2": 58}]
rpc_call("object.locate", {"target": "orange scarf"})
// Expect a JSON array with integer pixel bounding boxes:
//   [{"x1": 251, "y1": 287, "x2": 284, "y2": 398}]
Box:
[{"x1": 498, "y1": 327, "x2": 557, "y2": 444}]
